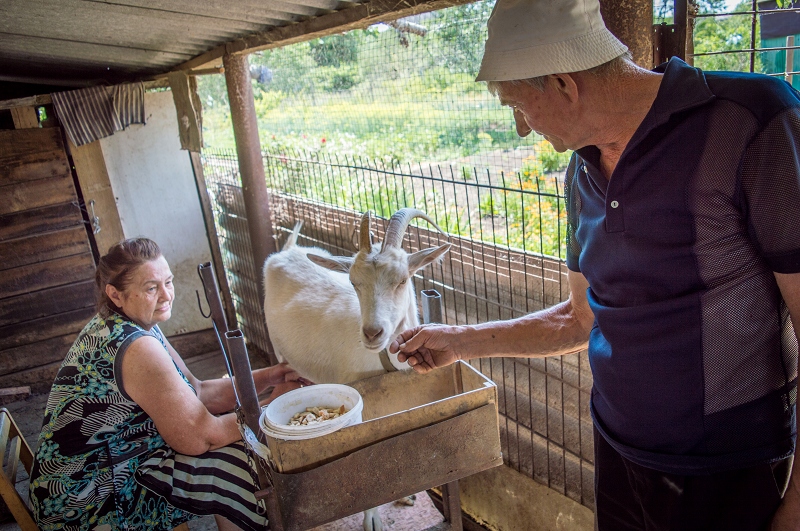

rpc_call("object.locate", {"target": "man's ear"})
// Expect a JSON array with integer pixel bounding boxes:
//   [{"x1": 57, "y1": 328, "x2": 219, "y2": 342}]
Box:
[{"x1": 550, "y1": 73, "x2": 579, "y2": 104}]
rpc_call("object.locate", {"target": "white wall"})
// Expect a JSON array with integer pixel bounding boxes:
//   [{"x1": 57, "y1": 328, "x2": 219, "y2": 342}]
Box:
[{"x1": 100, "y1": 90, "x2": 212, "y2": 336}]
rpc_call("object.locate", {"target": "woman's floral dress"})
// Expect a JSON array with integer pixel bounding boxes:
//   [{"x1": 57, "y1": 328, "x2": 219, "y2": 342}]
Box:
[{"x1": 28, "y1": 313, "x2": 266, "y2": 531}]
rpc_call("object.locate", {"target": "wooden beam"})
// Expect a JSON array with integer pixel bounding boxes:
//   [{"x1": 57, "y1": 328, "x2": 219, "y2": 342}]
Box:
[
  {"x1": 10, "y1": 107, "x2": 39, "y2": 129},
  {"x1": 0, "y1": 306, "x2": 95, "y2": 351},
  {"x1": 0, "y1": 174, "x2": 77, "y2": 217},
  {"x1": 0, "y1": 252, "x2": 95, "y2": 301},
  {"x1": 223, "y1": 53, "x2": 278, "y2": 364},
  {"x1": 0, "y1": 360, "x2": 62, "y2": 394},
  {"x1": 0, "y1": 280, "x2": 95, "y2": 328},
  {"x1": 0, "y1": 334, "x2": 78, "y2": 377},
  {"x1": 0, "y1": 387, "x2": 31, "y2": 406},
  {"x1": 67, "y1": 138, "x2": 125, "y2": 255},
  {"x1": 147, "y1": 66, "x2": 224, "y2": 81},
  {"x1": 0, "y1": 94, "x2": 51, "y2": 112},
  {"x1": 0, "y1": 203, "x2": 83, "y2": 241},
  {"x1": 177, "y1": 0, "x2": 474, "y2": 71},
  {"x1": 0, "y1": 226, "x2": 91, "y2": 272},
  {"x1": 168, "y1": 71, "x2": 203, "y2": 151},
  {"x1": 601, "y1": 0, "x2": 654, "y2": 69},
  {"x1": 0, "y1": 71, "x2": 212, "y2": 113}
]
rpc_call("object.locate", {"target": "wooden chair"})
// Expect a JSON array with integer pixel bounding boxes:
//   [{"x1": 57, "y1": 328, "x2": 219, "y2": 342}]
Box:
[
  {"x1": 0, "y1": 407, "x2": 37, "y2": 531},
  {"x1": 0, "y1": 408, "x2": 190, "y2": 531}
]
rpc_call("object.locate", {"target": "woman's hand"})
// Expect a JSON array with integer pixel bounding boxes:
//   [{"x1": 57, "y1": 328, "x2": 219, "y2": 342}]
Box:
[
  {"x1": 256, "y1": 362, "x2": 313, "y2": 390},
  {"x1": 256, "y1": 362, "x2": 314, "y2": 407},
  {"x1": 258, "y1": 380, "x2": 307, "y2": 407},
  {"x1": 266, "y1": 362, "x2": 299, "y2": 386}
]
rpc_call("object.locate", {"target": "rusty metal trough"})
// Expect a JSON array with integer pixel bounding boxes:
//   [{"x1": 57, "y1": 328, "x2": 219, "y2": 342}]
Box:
[
  {"x1": 263, "y1": 361, "x2": 502, "y2": 531},
  {"x1": 199, "y1": 262, "x2": 503, "y2": 531}
]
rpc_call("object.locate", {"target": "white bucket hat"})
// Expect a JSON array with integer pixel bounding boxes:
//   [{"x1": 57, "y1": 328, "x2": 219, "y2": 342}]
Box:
[{"x1": 476, "y1": 0, "x2": 629, "y2": 82}]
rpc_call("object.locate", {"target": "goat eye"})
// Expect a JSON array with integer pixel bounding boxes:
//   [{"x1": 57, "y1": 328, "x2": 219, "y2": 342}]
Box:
[{"x1": 398, "y1": 279, "x2": 407, "y2": 287}]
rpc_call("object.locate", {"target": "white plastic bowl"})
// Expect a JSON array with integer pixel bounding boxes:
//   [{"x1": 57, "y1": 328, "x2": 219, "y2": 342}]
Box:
[{"x1": 260, "y1": 384, "x2": 363, "y2": 441}]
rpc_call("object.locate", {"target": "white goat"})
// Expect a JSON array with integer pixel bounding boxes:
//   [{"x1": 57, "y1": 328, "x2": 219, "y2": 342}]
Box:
[
  {"x1": 262, "y1": 208, "x2": 450, "y2": 531},
  {"x1": 263, "y1": 208, "x2": 451, "y2": 384}
]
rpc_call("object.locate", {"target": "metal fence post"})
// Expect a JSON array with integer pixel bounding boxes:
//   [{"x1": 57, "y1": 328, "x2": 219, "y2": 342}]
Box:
[
  {"x1": 421, "y1": 288, "x2": 463, "y2": 531},
  {"x1": 225, "y1": 329, "x2": 264, "y2": 442},
  {"x1": 421, "y1": 289, "x2": 442, "y2": 325}
]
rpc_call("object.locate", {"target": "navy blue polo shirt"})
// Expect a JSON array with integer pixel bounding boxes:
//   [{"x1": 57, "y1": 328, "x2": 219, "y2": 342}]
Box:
[{"x1": 566, "y1": 58, "x2": 800, "y2": 474}]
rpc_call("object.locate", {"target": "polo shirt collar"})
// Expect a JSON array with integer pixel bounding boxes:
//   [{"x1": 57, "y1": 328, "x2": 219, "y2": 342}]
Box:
[
  {"x1": 650, "y1": 57, "x2": 716, "y2": 125},
  {"x1": 575, "y1": 57, "x2": 715, "y2": 178}
]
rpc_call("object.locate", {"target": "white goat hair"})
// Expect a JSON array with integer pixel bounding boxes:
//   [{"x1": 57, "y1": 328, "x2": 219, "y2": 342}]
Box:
[
  {"x1": 262, "y1": 209, "x2": 450, "y2": 531},
  {"x1": 262, "y1": 208, "x2": 451, "y2": 385}
]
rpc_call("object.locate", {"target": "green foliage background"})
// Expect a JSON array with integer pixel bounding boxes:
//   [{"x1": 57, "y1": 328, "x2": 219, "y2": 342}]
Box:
[{"x1": 198, "y1": 0, "x2": 791, "y2": 259}]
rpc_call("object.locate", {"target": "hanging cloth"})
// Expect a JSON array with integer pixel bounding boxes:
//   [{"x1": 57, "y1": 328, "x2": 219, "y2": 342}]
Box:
[{"x1": 51, "y1": 83, "x2": 145, "y2": 147}]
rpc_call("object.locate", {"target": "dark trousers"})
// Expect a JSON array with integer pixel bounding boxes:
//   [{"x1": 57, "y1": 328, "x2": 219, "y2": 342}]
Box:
[{"x1": 594, "y1": 427, "x2": 792, "y2": 531}]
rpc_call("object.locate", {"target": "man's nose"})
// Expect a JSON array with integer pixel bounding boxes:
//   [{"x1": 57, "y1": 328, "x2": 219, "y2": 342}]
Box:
[{"x1": 513, "y1": 108, "x2": 532, "y2": 138}]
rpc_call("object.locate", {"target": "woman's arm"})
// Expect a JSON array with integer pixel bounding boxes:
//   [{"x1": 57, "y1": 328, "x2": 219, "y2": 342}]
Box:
[
  {"x1": 120, "y1": 335, "x2": 241, "y2": 455},
  {"x1": 161, "y1": 336, "x2": 304, "y2": 415}
]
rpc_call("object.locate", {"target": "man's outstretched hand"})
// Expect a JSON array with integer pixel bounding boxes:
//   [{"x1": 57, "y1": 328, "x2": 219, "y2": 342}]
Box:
[{"x1": 389, "y1": 324, "x2": 464, "y2": 374}]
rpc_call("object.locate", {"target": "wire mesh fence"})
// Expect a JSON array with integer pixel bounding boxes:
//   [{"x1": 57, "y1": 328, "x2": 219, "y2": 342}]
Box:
[
  {"x1": 190, "y1": 0, "x2": 800, "y2": 518},
  {"x1": 654, "y1": 0, "x2": 800, "y2": 86},
  {"x1": 201, "y1": 146, "x2": 595, "y2": 509},
  {"x1": 197, "y1": 0, "x2": 596, "y2": 510}
]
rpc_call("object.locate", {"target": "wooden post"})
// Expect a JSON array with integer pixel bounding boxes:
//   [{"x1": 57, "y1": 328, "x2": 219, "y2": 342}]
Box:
[
  {"x1": 190, "y1": 152, "x2": 238, "y2": 330},
  {"x1": 223, "y1": 53, "x2": 276, "y2": 282},
  {"x1": 223, "y1": 52, "x2": 278, "y2": 364},
  {"x1": 787, "y1": 36, "x2": 795, "y2": 86},
  {"x1": 10, "y1": 107, "x2": 38, "y2": 129},
  {"x1": 600, "y1": 0, "x2": 655, "y2": 68},
  {"x1": 67, "y1": 139, "x2": 126, "y2": 256}
]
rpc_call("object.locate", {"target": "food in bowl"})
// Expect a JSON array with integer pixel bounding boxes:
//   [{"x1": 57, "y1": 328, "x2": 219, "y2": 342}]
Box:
[{"x1": 289, "y1": 405, "x2": 347, "y2": 426}]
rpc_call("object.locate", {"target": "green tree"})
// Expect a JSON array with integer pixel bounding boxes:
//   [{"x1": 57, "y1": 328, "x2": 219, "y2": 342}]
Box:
[
  {"x1": 692, "y1": 0, "x2": 762, "y2": 73},
  {"x1": 310, "y1": 34, "x2": 358, "y2": 67}
]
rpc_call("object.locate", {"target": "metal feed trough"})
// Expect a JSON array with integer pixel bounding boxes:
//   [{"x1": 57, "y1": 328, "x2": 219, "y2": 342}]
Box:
[{"x1": 199, "y1": 263, "x2": 503, "y2": 531}]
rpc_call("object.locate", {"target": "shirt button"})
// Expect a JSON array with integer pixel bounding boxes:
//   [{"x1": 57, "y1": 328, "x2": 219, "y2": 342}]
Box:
[{"x1": 610, "y1": 200, "x2": 619, "y2": 208}]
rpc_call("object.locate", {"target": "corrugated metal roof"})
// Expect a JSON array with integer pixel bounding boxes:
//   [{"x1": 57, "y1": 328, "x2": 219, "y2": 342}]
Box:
[{"x1": 0, "y1": 0, "x2": 362, "y2": 88}]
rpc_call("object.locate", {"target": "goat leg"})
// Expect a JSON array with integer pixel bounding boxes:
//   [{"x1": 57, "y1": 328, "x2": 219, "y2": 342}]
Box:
[{"x1": 362, "y1": 507, "x2": 383, "y2": 531}]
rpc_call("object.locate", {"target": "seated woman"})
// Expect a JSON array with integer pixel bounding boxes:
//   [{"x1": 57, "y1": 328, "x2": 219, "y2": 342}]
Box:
[{"x1": 29, "y1": 238, "x2": 305, "y2": 531}]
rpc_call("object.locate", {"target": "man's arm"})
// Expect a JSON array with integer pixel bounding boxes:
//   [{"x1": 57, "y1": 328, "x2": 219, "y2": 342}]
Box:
[
  {"x1": 771, "y1": 272, "x2": 800, "y2": 531},
  {"x1": 391, "y1": 269, "x2": 595, "y2": 373}
]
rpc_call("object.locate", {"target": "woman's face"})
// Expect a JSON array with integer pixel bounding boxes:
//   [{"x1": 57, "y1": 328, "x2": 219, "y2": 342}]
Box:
[{"x1": 107, "y1": 256, "x2": 174, "y2": 330}]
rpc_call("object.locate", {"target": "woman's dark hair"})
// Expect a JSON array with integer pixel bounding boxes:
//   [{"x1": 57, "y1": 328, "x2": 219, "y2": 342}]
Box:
[{"x1": 96, "y1": 238, "x2": 162, "y2": 317}]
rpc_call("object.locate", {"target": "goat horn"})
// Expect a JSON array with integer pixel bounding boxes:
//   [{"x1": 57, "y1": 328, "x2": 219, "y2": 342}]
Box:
[
  {"x1": 358, "y1": 211, "x2": 373, "y2": 251},
  {"x1": 380, "y1": 208, "x2": 446, "y2": 253}
]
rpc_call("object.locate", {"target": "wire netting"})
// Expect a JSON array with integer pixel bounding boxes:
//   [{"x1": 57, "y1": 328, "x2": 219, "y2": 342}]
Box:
[
  {"x1": 655, "y1": 0, "x2": 800, "y2": 86},
  {"x1": 197, "y1": 0, "x2": 595, "y2": 511},
  {"x1": 201, "y1": 145, "x2": 594, "y2": 509}
]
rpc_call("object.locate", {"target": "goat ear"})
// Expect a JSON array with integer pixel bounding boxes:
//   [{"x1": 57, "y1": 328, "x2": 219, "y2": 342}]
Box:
[
  {"x1": 307, "y1": 253, "x2": 354, "y2": 273},
  {"x1": 407, "y1": 243, "x2": 451, "y2": 275}
]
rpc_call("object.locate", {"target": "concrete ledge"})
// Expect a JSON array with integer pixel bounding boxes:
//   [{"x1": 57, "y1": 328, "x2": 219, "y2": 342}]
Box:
[{"x1": 459, "y1": 465, "x2": 594, "y2": 531}]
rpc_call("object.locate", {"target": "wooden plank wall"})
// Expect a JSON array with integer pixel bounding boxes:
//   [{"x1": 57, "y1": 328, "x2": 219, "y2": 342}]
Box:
[{"x1": 0, "y1": 128, "x2": 96, "y2": 393}]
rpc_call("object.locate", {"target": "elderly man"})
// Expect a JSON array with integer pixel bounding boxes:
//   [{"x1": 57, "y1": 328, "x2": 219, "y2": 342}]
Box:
[{"x1": 390, "y1": 0, "x2": 800, "y2": 529}]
